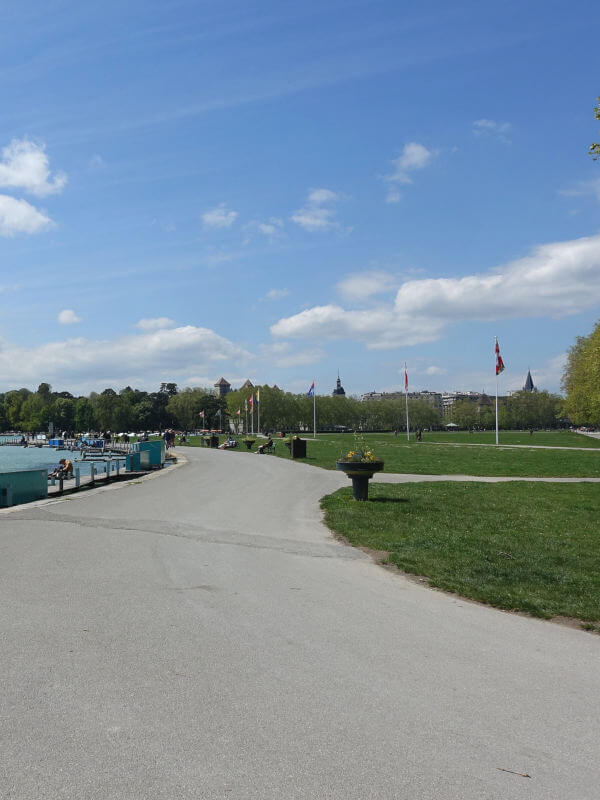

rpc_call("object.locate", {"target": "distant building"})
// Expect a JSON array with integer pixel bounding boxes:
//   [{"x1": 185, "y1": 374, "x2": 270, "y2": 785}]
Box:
[
  {"x1": 360, "y1": 391, "x2": 383, "y2": 401},
  {"x1": 523, "y1": 370, "x2": 535, "y2": 392},
  {"x1": 332, "y1": 373, "x2": 345, "y2": 396},
  {"x1": 214, "y1": 377, "x2": 231, "y2": 396},
  {"x1": 240, "y1": 379, "x2": 254, "y2": 390}
]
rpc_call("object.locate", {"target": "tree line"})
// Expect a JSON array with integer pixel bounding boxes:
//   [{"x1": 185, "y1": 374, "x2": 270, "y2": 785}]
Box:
[{"x1": 0, "y1": 380, "x2": 566, "y2": 434}]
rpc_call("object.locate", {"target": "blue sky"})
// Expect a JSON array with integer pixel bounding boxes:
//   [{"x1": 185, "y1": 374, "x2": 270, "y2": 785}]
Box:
[{"x1": 1, "y1": 0, "x2": 599, "y2": 396}]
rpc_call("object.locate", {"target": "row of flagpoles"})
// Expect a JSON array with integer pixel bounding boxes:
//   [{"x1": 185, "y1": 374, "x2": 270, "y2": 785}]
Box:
[{"x1": 198, "y1": 339, "x2": 506, "y2": 442}]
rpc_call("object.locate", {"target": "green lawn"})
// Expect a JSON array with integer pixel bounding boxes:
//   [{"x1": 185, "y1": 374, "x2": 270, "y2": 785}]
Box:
[
  {"x1": 424, "y1": 430, "x2": 600, "y2": 447},
  {"x1": 267, "y1": 432, "x2": 600, "y2": 478},
  {"x1": 321, "y1": 481, "x2": 600, "y2": 624}
]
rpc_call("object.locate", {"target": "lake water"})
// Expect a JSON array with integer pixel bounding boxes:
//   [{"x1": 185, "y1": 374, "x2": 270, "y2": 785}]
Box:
[{"x1": 0, "y1": 437, "x2": 124, "y2": 476}]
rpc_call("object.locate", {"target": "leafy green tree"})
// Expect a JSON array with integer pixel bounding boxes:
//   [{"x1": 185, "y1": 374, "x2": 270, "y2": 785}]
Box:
[
  {"x1": 74, "y1": 397, "x2": 96, "y2": 432},
  {"x1": 562, "y1": 320, "x2": 600, "y2": 425},
  {"x1": 4, "y1": 389, "x2": 31, "y2": 429},
  {"x1": 50, "y1": 397, "x2": 75, "y2": 432},
  {"x1": 20, "y1": 393, "x2": 49, "y2": 432},
  {"x1": 450, "y1": 399, "x2": 478, "y2": 429},
  {"x1": 505, "y1": 390, "x2": 561, "y2": 429},
  {"x1": 590, "y1": 97, "x2": 600, "y2": 160}
]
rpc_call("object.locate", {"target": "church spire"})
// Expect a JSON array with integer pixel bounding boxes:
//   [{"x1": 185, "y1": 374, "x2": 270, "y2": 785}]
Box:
[{"x1": 523, "y1": 369, "x2": 535, "y2": 392}]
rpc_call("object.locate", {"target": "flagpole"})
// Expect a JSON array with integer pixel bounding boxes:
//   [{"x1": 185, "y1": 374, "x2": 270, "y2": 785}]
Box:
[
  {"x1": 313, "y1": 383, "x2": 316, "y2": 440},
  {"x1": 495, "y1": 338, "x2": 499, "y2": 446},
  {"x1": 404, "y1": 362, "x2": 410, "y2": 441},
  {"x1": 257, "y1": 391, "x2": 260, "y2": 435},
  {"x1": 245, "y1": 405, "x2": 248, "y2": 435}
]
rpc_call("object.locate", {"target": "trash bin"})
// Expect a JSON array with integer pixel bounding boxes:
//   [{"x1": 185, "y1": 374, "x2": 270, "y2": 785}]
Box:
[
  {"x1": 209, "y1": 435, "x2": 219, "y2": 448},
  {"x1": 290, "y1": 437, "x2": 306, "y2": 458}
]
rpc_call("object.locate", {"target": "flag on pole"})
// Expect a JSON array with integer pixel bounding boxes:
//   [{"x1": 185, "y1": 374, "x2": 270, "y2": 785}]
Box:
[
  {"x1": 495, "y1": 338, "x2": 505, "y2": 375},
  {"x1": 198, "y1": 410, "x2": 205, "y2": 418},
  {"x1": 307, "y1": 381, "x2": 315, "y2": 398},
  {"x1": 256, "y1": 389, "x2": 260, "y2": 404},
  {"x1": 249, "y1": 394, "x2": 254, "y2": 409},
  {"x1": 236, "y1": 408, "x2": 241, "y2": 416},
  {"x1": 244, "y1": 398, "x2": 247, "y2": 411},
  {"x1": 404, "y1": 366, "x2": 408, "y2": 391}
]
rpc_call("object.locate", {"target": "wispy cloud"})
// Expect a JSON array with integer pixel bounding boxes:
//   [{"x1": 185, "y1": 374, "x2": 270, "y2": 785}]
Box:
[
  {"x1": 272, "y1": 233, "x2": 600, "y2": 349},
  {"x1": 337, "y1": 270, "x2": 397, "y2": 301},
  {"x1": 291, "y1": 188, "x2": 344, "y2": 232},
  {"x1": 259, "y1": 341, "x2": 324, "y2": 368},
  {"x1": 202, "y1": 203, "x2": 238, "y2": 228},
  {"x1": 559, "y1": 177, "x2": 600, "y2": 202},
  {"x1": 135, "y1": 317, "x2": 176, "y2": 331},
  {"x1": 57, "y1": 309, "x2": 82, "y2": 325},
  {"x1": 384, "y1": 142, "x2": 437, "y2": 202},
  {"x1": 0, "y1": 138, "x2": 67, "y2": 196},
  {"x1": 425, "y1": 365, "x2": 447, "y2": 376},
  {"x1": 472, "y1": 118, "x2": 511, "y2": 143},
  {"x1": 264, "y1": 288, "x2": 290, "y2": 301}
]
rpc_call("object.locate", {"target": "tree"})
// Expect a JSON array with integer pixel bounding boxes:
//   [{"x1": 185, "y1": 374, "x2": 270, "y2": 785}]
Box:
[
  {"x1": 590, "y1": 97, "x2": 600, "y2": 160},
  {"x1": 562, "y1": 320, "x2": 600, "y2": 425},
  {"x1": 74, "y1": 397, "x2": 96, "y2": 432}
]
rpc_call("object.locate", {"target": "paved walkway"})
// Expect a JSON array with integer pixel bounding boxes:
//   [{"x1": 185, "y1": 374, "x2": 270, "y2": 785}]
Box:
[{"x1": 1, "y1": 448, "x2": 598, "y2": 799}]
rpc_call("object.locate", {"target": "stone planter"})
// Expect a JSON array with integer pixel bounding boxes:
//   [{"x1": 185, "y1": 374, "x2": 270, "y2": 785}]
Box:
[
  {"x1": 335, "y1": 460, "x2": 384, "y2": 501},
  {"x1": 243, "y1": 439, "x2": 256, "y2": 451}
]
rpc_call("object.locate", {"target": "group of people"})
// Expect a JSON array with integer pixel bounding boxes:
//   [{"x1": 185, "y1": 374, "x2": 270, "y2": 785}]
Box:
[{"x1": 163, "y1": 429, "x2": 177, "y2": 449}]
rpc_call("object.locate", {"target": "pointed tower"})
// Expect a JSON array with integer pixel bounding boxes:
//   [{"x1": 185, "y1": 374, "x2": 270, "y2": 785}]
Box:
[
  {"x1": 332, "y1": 372, "x2": 346, "y2": 396},
  {"x1": 523, "y1": 370, "x2": 535, "y2": 392}
]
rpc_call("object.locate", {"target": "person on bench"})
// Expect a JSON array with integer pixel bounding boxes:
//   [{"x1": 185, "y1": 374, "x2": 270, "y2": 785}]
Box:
[{"x1": 48, "y1": 458, "x2": 74, "y2": 479}]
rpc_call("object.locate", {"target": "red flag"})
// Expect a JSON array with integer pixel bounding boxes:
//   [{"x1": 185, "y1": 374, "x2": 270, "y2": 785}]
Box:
[
  {"x1": 404, "y1": 366, "x2": 408, "y2": 391},
  {"x1": 249, "y1": 394, "x2": 254, "y2": 409},
  {"x1": 495, "y1": 338, "x2": 505, "y2": 375},
  {"x1": 198, "y1": 410, "x2": 205, "y2": 418},
  {"x1": 236, "y1": 408, "x2": 241, "y2": 416}
]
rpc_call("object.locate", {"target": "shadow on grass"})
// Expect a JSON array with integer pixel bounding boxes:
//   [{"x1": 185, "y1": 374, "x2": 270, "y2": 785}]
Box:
[{"x1": 368, "y1": 497, "x2": 410, "y2": 504}]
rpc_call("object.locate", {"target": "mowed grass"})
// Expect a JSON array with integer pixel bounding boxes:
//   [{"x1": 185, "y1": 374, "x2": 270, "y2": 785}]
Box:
[
  {"x1": 321, "y1": 481, "x2": 600, "y2": 623},
  {"x1": 269, "y1": 432, "x2": 600, "y2": 477},
  {"x1": 424, "y1": 430, "x2": 600, "y2": 447}
]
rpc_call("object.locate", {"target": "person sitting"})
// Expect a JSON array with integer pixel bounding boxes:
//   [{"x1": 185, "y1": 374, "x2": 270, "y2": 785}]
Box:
[
  {"x1": 49, "y1": 458, "x2": 74, "y2": 479},
  {"x1": 257, "y1": 436, "x2": 273, "y2": 454}
]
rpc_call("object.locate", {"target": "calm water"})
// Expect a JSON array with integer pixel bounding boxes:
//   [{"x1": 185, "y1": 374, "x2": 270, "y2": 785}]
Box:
[{"x1": 0, "y1": 437, "x2": 123, "y2": 476}]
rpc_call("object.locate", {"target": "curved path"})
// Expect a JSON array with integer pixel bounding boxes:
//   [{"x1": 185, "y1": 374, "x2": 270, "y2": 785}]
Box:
[{"x1": 1, "y1": 447, "x2": 598, "y2": 799}]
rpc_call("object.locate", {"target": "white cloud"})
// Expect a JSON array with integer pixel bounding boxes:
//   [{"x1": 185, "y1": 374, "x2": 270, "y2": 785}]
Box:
[
  {"x1": 386, "y1": 190, "x2": 401, "y2": 204},
  {"x1": 58, "y1": 309, "x2": 82, "y2": 325},
  {"x1": 0, "y1": 138, "x2": 67, "y2": 196},
  {"x1": 385, "y1": 142, "x2": 436, "y2": 186},
  {"x1": 290, "y1": 188, "x2": 342, "y2": 232},
  {"x1": 259, "y1": 341, "x2": 324, "y2": 368},
  {"x1": 0, "y1": 194, "x2": 53, "y2": 236},
  {"x1": 202, "y1": 203, "x2": 238, "y2": 228},
  {"x1": 135, "y1": 317, "x2": 176, "y2": 331},
  {"x1": 0, "y1": 325, "x2": 250, "y2": 393},
  {"x1": 472, "y1": 119, "x2": 511, "y2": 143},
  {"x1": 265, "y1": 288, "x2": 290, "y2": 301},
  {"x1": 425, "y1": 365, "x2": 447, "y2": 376},
  {"x1": 272, "y1": 233, "x2": 600, "y2": 349},
  {"x1": 337, "y1": 270, "x2": 397, "y2": 301},
  {"x1": 243, "y1": 217, "x2": 284, "y2": 244}
]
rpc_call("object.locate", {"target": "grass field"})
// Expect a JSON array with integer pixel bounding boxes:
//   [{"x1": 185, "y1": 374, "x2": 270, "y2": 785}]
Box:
[
  {"x1": 421, "y1": 430, "x2": 600, "y2": 447},
  {"x1": 320, "y1": 481, "x2": 600, "y2": 625},
  {"x1": 265, "y1": 431, "x2": 600, "y2": 478}
]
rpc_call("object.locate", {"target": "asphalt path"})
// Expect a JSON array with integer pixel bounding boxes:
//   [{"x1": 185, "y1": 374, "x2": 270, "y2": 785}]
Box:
[{"x1": 1, "y1": 447, "x2": 598, "y2": 799}]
